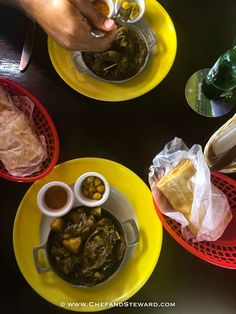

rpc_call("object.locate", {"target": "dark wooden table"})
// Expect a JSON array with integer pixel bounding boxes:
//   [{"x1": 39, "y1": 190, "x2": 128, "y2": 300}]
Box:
[{"x1": 1, "y1": 1, "x2": 236, "y2": 314}]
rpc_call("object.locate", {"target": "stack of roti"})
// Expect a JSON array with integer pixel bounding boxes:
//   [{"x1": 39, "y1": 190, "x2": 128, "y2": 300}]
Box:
[
  {"x1": 156, "y1": 160, "x2": 196, "y2": 217},
  {"x1": 156, "y1": 159, "x2": 199, "y2": 236},
  {"x1": 0, "y1": 87, "x2": 47, "y2": 177}
]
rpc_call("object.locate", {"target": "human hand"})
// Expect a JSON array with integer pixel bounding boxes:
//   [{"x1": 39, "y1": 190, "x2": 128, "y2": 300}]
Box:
[{"x1": 20, "y1": 0, "x2": 117, "y2": 51}]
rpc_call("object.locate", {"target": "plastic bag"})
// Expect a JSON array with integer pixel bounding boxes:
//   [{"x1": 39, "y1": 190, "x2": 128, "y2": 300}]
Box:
[{"x1": 149, "y1": 137, "x2": 232, "y2": 242}]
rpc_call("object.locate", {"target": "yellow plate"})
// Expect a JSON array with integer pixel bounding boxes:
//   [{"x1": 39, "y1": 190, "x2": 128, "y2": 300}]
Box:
[
  {"x1": 48, "y1": 0, "x2": 177, "y2": 101},
  {"x1": 13, "y1": 158, "x2": 162, "y2": 312}
]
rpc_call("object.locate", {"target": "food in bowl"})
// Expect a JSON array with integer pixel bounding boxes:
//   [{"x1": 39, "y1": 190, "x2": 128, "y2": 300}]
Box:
[
  {"x1": 45, "y1": 207, "x2": 126, "y2": 286},
  {"x1": 115, "y1": 0, "x2": 145, "y2": 23},
  {"x1": 82, "y1": 23, "x2": 148, "y2": 81},
  {"x1": 74, "y1": 172, "x2": 110, "y2": 207},
  {"x1": 44, "y1": 185, "x2": 69, "y2": 210},
  {"x1": 37, "y1": 181, "x2": 75, "y2": 217},
  {"x1": 91, "y1": 0, "x2": 110, "y2": 16},
  {"x1": 81, "y1": 175, "x2": 106, "y2": 200},
  {"x1": 118, "y1": 0, "x2": 141, "y2": 21}
]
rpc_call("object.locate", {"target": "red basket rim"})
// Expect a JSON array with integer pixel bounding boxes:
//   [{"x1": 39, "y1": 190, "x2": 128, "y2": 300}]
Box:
[
  {"x1": 153, "y1": 172, "x2": 236, "y2": 269},
  {"x1": 0, "y1": 77, "x2": 59, "y2": 182}
]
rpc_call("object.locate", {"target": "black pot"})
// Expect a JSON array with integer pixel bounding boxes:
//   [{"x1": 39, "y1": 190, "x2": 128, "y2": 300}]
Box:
[{"x1": 33, "y1": 207, "x2": 139, "y2": 287}]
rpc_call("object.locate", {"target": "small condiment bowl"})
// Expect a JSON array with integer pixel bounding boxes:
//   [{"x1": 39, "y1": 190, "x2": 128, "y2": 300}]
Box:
[
  {"x1": 74, "y1": 172, "x2": 110, "y2": 207},
  {"x1": 114, "y1": 0, "x2": 145, "y2": 23},
  {"x1": 91, "y1": 0, "x2": 114, "y2": 18},
  {"x1": 37, "y1": 181, "x2": 75, "y2": 217}
]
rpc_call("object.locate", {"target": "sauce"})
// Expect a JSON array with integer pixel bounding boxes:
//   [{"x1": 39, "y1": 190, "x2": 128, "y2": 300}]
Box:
[
  {"x1": 44, "y1": 186, "x2": 68, "y2": 210},
  {"x1": 47, "y1": 207, "x2": 126, "y2": 287},
  {"x1": 92, "y1": 0, "x2": 110, "y2": 16}
]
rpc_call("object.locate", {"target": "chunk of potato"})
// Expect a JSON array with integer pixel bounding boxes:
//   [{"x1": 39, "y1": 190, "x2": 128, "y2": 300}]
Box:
[
  {"x1": 50, "y1": 218, "x2": 64, "y2": 232},
  {"x1": 63, "y1": 237, "x2": 82, "y2": 253},
  {"x1": 96, "y1": 184, "x2": 105, "y2": 193},
  {"x1": 90, "y1": 207, "x2": 102, "y2": 217}
]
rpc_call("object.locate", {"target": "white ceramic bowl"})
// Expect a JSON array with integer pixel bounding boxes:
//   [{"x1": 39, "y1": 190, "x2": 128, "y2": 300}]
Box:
[
  {"x1": 74, "y1": 172, "x2": 110, "y2": 207},
  {"x1": 114, "y1": 0, "x2": 145, "y2": 23},
  {"x1": 91, "y1": 0, "x2": 114, "y2": 18},
  {"x1": 106, "y1": 0, "x2": 115, "y2": 17},
  {"x1": 37, "y1": 181, "x2": 75, "y2": 217}
]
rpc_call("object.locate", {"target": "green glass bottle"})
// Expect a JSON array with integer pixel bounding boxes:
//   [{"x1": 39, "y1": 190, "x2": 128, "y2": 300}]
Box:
[{"x1": 202, "y1": 45, "x2": 236, "y2": 100}]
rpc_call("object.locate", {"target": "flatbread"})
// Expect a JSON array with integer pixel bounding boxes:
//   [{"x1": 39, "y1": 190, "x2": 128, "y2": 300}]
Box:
[
  {"x1": 156, "y1": 160, "x2": 196, "y2": 215},
  {"x1": 0, "y1": 88, "x2": 47, "y2": 176}
]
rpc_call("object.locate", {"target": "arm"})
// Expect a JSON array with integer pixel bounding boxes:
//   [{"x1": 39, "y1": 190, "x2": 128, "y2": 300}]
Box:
[{"x1": 0, "y1": 0, "x2": 117, "y2": 51}]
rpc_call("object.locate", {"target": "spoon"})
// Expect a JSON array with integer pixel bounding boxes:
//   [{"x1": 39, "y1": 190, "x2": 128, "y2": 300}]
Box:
[{"x1": 91, "y1": 7, "x2": 132, "y2": 38}]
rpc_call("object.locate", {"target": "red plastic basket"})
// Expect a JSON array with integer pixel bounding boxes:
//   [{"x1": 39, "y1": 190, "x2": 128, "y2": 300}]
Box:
[
  {"x1": 0, "y1": 78, "x2": 59, "y2": 182},
  {"x1": 154, "y1": 172, "x2": 236, "y2": 269}
]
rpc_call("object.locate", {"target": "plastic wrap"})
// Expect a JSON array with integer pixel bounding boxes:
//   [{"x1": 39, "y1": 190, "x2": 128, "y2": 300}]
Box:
[{"x1": 149, "y1": 137, "x2": 232, "y2": 242}]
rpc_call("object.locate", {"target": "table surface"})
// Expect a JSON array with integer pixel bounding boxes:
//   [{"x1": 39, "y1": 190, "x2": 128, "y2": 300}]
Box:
[{"x1": 1, "y1": 1, "x2": 236, "y2": 314}]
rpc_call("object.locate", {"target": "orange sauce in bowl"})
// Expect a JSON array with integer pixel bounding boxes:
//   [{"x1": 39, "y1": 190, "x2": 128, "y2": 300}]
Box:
[
  {"x1": 92, "y1": 0, "x2": 110, "y2": 16},
  {"x1": 44, "y1": 186, "x2": 68, "y2": 210}
]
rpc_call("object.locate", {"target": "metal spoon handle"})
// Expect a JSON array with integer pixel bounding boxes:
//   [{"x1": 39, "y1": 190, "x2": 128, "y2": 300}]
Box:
[
  {"x1": 90, "y1": 29, "x2": 106, "y2": 38},
  {"x1": 90, "y1": 7, "x2": 132, "y2": 38}
]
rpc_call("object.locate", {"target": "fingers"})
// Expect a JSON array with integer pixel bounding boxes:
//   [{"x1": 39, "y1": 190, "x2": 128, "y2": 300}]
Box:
[
  {"x1": 66, "y1": 0, "x2": 117, "y2": 51},
  {"x1": 39, "y1": 0, "x2": 117, "y2": 52},
  {"x1": 101, "y1": 18, "x2": 115, "y2": 31},
  {"x1": 71, "y1": 0, "x2": 115, "y2": 31},
  {"x1": 88, "y1": 24, "x2": 117, "y2": 51},
  {"x1": 77, "y1": 25, "x2": 117, "y2": 51},
  {"x1": 59, "y1": 21, "x2": 117, "y2": 52}
]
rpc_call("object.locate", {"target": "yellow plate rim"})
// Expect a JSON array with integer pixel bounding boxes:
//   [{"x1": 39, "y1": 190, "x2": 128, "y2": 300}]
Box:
[
  {"x1": 48, "y1": 0, "x2": 177, "y2": 102},
  {"x1": 13, "y1": 158, "x2": 163, "y2": 312}
]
